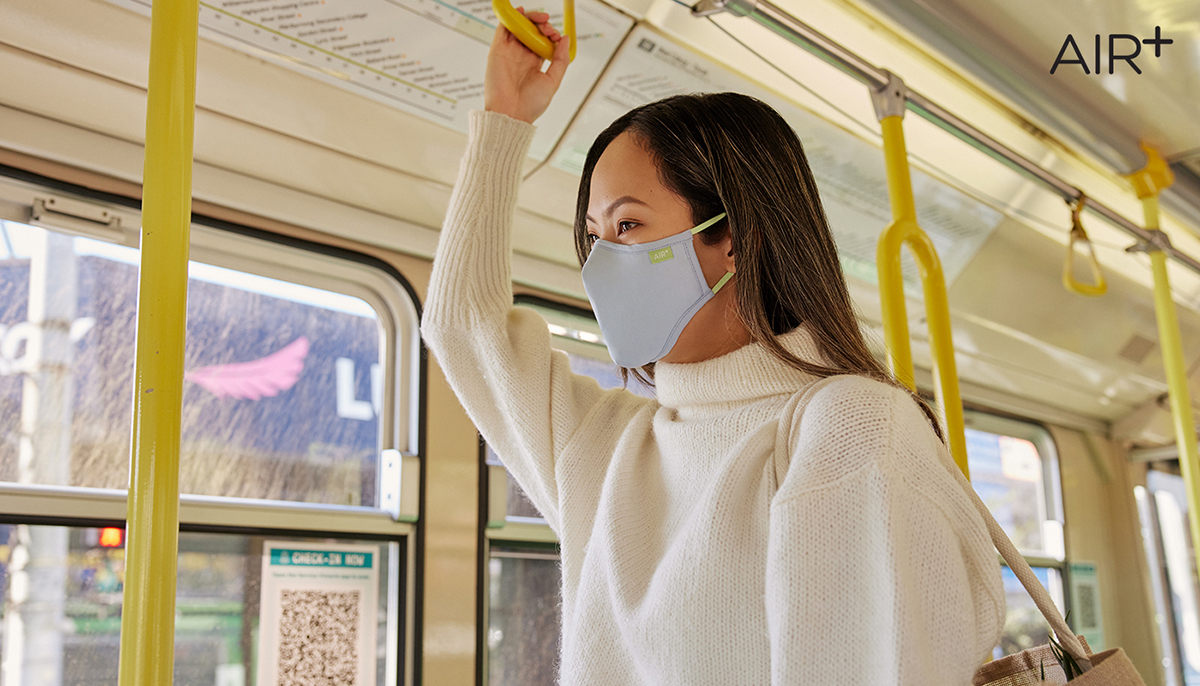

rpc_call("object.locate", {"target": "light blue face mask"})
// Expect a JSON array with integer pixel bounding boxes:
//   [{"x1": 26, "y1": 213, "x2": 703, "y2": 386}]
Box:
[{"x1": 580, "y1": 213, "x2": 732, "y2": 368}]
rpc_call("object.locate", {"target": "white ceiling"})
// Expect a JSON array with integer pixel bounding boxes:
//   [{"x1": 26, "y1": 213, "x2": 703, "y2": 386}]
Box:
[{"x1": 843, "y1": 0, "x2": 1200, "y2": 222}]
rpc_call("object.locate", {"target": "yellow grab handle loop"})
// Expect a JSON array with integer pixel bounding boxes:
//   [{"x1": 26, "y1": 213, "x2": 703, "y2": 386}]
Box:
[
  {"x1": 1062, "y1": 194, "x2": 1107, "y2": 297},
  {"x1": 492, "y1": 0, "x2": 576, "y2": 62}
]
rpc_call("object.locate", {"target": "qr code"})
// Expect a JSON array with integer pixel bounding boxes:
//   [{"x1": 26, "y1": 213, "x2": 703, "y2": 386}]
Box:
[
  {"x1": 278, "y1": 589, "x2": 360, "y2": 685},
  {"x1": 1076, "y1": 583, "x2": 1096, "y2": 629}
]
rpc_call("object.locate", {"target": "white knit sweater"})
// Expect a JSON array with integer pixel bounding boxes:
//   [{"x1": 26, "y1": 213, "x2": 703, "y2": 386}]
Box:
[{"x1": 421, "y1": 110, "x2": 1005, "y2": 685}]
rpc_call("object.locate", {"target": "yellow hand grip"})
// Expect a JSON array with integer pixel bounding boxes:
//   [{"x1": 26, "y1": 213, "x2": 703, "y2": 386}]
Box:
[
  {"x1": 1062, "y1": 195, "x2": 1107, "y2": 297},
  {"x1": 492, "y1": 0, "x2": 576, "y2": 62}
]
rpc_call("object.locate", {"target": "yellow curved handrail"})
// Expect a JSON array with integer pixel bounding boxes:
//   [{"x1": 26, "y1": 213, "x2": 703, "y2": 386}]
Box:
[
  {"x1": 1063, "y1": 195, "x2": 1107, "y2": 297},
  {"x1": 492, "y1": 0, "x2": 576, "y2": 62},
  {"x1": 876, "y1": 114, "x2": 970, "y2": 478}
]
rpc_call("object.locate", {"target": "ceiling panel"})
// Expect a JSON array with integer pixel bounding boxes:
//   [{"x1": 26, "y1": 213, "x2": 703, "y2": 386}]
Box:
[{"x1": 846, "y1": 0, "x2": 1200, "y2": 232}]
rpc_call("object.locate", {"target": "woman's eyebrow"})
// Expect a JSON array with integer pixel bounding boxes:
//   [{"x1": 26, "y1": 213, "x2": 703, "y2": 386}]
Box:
[{"x1": 585, "y1": 195, "x2": 650, "y2": 223}]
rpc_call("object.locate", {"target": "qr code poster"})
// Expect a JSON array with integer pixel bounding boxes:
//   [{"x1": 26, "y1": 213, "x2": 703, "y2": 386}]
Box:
[
  {"x1": 1068, "y1": 561, "x2": 1105, "y2": 651},
  {"x1": 258, "y1": 542, "x2": 379, "y2": 686}
]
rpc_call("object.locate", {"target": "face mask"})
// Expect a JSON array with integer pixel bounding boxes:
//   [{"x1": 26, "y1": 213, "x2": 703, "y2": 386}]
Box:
[{"x1": 581, "y1": 213, "x2": 732, "y2": 368}]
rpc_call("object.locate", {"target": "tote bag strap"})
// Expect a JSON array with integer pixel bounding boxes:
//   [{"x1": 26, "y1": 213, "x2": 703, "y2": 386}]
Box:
[{"x1": 944, "y1": 446, "x2": 1094, "y2": 672}]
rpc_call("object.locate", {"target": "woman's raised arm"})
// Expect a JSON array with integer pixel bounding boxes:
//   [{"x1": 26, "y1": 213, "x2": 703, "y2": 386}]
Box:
[{"x1": 421, "y1": 17, "x2": 647, "y2": 533}]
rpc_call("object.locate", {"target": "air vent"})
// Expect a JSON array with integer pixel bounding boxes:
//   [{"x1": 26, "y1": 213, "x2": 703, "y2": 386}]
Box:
[{"x1": 1118, "y1": 333, "x2": 1157, "y2": 364}]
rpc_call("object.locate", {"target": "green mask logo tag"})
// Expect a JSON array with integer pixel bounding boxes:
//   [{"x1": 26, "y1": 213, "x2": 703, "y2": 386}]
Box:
[{"x1": 649, "y1": 247, "x2": 674, "y2": 264}]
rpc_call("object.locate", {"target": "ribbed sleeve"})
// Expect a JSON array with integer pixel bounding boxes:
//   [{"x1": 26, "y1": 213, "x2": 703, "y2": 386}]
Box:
[
  {"x1": 424, "y1": 110, "x2": 536, "y2": 326},
  {"x1": 420, "y1": 110, "x2": 651, "y2": 534}
]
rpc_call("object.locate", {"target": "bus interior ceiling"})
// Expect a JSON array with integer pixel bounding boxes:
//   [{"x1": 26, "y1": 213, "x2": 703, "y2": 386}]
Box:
[
  {"x1": 1, "y1": 0, "x2": 1199, "y2": 682},
  {"x1": 5, "y1": 0, "x2": 1200, "y2": 429}
]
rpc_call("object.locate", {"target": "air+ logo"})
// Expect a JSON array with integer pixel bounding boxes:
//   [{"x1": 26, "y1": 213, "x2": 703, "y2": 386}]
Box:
[
  {"x1": 649, "y1": 247, "x2": 674, "y2": 264},
  {"x1": 1051, "y1": 26, "x2": 1172, "y2": 75}
]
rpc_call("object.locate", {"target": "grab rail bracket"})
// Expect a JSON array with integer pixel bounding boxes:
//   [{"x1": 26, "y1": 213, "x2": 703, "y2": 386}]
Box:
[
  {"x1": 870, "y1": 71, "x2": 907, "y2": 122},
  {"x1": 691, "y1": 0, "x2": 758, "y2": 18},
  {"x1": 1126, "y1": 230, "x2": 1173, "y2": 254}
]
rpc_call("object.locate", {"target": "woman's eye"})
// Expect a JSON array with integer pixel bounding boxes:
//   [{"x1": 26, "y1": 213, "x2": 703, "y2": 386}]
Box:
[{"x1": 617, "y1": 221, "x2": 637, "y2": 234}]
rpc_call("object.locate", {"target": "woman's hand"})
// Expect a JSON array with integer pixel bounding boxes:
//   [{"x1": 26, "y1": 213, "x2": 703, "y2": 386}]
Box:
[{"x1": 484, "y1": 8, "x2": 570, "y2": 124}]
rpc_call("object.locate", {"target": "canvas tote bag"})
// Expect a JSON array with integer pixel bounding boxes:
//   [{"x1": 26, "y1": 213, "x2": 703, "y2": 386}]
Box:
[{"x1": 950, "y1": 447, "x2": 1147, "y2": 685}]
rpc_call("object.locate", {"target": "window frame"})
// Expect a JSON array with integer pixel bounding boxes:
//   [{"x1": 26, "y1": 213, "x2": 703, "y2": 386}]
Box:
[
  {"x1": 963, "y1": 409, "x2": 1067, "y2": 565},
  {"x1": 962, "y1": 408, "x2": 1073, "y2": 653},
  {"x1": 0, "y1": 171, "x2": 422, "y2": 686}
]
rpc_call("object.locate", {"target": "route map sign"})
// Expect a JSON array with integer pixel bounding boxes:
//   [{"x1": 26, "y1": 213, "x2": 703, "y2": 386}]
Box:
[{"x1": 104, "y1": 0, "x2": 634, "y2": 160}]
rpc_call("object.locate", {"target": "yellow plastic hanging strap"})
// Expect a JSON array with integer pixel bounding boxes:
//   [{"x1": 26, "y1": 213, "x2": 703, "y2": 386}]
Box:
[
  {"x1": 492, "y1": 0, "x2": 576, "y2": 62},
  {"x1": 1062, "y1": 194, "x2": 1107, "y2": 297}
]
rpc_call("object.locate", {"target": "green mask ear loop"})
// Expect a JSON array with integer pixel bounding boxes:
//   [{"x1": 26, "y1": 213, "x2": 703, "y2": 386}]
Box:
[
  {"x1": 689, "y1": 212, "x2": 733, "y2": 294},
  {"x1": 711, "y1": 272, "x2": 734, "y2": 294},
  {"x1": 690, "y1": 212, "x2": 727, "y2": 235}
]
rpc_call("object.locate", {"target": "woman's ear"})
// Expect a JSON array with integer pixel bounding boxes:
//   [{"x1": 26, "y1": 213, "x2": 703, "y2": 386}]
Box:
[{"x1": 721, "y1": 231, "x2": 736, "y2": 274}]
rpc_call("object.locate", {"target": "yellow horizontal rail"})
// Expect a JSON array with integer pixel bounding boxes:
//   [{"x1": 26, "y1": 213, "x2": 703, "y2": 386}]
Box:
[
  {"x1": 115, "y1": 0, "x2": 200, "y2": 683},
  {"x1": 876, "y1": 115, "x2": 969, "y2": 478},
  {"x1": 492, "y1": 0, "x2": 576, "y2": 62}
]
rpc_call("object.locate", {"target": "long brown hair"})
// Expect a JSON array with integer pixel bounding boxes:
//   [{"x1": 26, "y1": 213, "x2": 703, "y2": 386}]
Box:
[{"x1": 572, "y1": 92, "x2": 943, "y2": 439}]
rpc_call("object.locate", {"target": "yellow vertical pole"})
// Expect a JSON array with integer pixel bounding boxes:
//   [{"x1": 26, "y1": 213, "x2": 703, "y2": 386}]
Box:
[
  {"x1": 116, "y1": 0, "x2": 199, "y2": 684},
  {"x1": 1128, "y1": 146, "x2": 1200, "y2": 580},
  {"x1": 876, "y1": 115, "x2": 917, "y2": 391},
  {"x1": 875, "y1": 106, "x2": 969, "y2": 478}
]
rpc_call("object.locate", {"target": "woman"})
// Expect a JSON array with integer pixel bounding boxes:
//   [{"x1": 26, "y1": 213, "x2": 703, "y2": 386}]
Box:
[{"x1": 421, "y1": 11, "x2": 1005, "y2": 684}]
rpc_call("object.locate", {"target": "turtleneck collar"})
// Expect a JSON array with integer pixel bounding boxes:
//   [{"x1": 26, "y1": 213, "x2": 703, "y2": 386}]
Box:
[{"x1": 653, "y1": 326, "x2": 829, "y2": 411}]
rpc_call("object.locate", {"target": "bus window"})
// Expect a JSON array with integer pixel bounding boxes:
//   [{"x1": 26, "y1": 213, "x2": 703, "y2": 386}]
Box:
[
  {"x1": 964, "y1": 411, "x2": 1068, "y2": 658},
  {"x1": 482, "y1": 298, "x2": 651, "y2": 684},
  {"x1": 996, "y1": 565, "x2": 1066, "y2": 655},
  {"x1": 0, "y1": 218, "x2": 387, "y2": 507},
  {"x1": 0, "y1": 523, "x2": 399, "y2": 685},
  {"x1": 487, "y1": 546, "x2": 561, "y2": 686},
  {"x1": 0, "y1": 196, "x2": 418, "y2": 686}
]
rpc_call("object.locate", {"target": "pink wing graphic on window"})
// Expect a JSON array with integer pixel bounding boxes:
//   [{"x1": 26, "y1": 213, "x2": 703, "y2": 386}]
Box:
[{"x1": 185, "y1": 336, "x2": 309, "y2": 400}]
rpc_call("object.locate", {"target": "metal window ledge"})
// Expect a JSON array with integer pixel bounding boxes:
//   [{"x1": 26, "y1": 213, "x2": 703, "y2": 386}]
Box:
[
  {"x1": 0, "y1": 482, "x2": 415, "y2": 538},
  {"x1": 485, "y1": 518, "x2": 558, "y2": 544}
]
